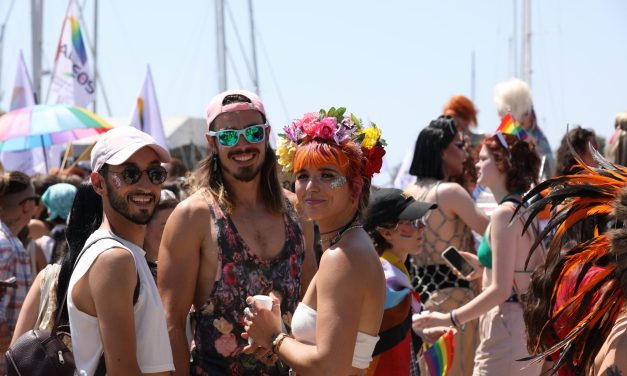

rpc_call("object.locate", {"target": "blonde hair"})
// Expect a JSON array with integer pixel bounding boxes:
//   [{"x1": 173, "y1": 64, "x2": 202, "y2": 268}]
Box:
[
  {"x1": 494, "y1": 78, "x2": 532, "y2": 120},
  {"x1": 615, "y1": 112, "x2": 627, "y2": 130}
]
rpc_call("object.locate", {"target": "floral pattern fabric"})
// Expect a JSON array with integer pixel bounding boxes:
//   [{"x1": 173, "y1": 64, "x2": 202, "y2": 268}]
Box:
[{"x1": 190, "y1": 199, "x2": 305, "y2": 376}]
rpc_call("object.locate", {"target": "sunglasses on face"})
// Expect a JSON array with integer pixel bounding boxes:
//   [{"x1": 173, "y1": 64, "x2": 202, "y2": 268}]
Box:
[
  {"x1": 208, "y1": 124, "x2": 268, "y2": 147},
  {"x1": 107, "y1": 165, "x2": 168, "y2": 185},
  {"x1": 19, "y1": 196, "x2": 40, "y2": 206},
  {"x1": 394, "y1": 217, "x2": 426, "y2": 231}
]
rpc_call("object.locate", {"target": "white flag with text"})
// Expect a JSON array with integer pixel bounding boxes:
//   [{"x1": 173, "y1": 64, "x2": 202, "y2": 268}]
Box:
[
  {"x1": 48, "y1": 0, "x2": 95, "y2": 107},
  {"x1": 130, "y1": 66, "x2": 169, "y2": 150}
]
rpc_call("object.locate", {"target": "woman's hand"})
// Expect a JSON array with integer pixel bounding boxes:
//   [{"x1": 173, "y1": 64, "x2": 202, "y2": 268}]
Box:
[
  {"x1": 413, "y1": 326, "x2": 457, "y2": 344},
  {"x1": 412, "y1": 311, "x2": 452, "y2": 331},
  {"x1": 459, "y1": 251, "x2": 483, "y2": 281},
  {"x1": 243, "y1": 293, "x2": 283, "y2": 350}
]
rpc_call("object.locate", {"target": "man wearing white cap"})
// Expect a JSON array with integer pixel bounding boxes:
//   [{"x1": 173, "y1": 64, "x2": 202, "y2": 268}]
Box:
[
  {"x1": 159, "y1": 90, "x2": 316, "y2": 375},
  {"x1": 66, "y1": 126, "x2": 174, "y2": 375}
]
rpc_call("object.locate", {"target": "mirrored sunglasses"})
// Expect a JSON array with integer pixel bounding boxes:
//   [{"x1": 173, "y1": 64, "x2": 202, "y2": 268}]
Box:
[
  {"x1": 208, "y1": 124, "x2": 268, "y2": 147},
  {"x1": 394, "y1": 217, "x2": 426, "y2": 231},
  {"x1": 108, "y1": 165, "x2": 168, "y2": 185}
]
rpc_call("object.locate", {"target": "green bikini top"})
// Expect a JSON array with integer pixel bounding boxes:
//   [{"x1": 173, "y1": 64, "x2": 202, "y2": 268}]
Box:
[{"x1": 477, "y1": 194, "x2": 525, "y2": 269}]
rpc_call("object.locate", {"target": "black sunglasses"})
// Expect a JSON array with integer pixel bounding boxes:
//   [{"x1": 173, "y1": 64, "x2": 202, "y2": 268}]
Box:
[
  {"x1": 106, "y1": 165, "x2": 168, "y2": 185},
  {"x1": 19, "y1": 196, "x2": 40, "y2": 205}
]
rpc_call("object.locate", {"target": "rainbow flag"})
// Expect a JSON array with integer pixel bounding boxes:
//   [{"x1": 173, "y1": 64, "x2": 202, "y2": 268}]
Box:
[
  {"x1": 422, "y1": 329, "x2": 455, "y2": 376},
  {"x1": 496, "y1": 113, "x2": 528, "y2": 140}
]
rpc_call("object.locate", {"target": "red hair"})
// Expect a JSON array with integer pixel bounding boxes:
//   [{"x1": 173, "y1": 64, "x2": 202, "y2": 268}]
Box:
[
  {"x1": 443, "y1": 95, "x2": 478, "y2": 127},
  {"x1": 293, "y1": 141, "x2": 370, "y2": 216}
]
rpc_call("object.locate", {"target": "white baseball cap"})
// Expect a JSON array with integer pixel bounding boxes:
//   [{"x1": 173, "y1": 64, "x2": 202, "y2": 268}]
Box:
[{"x1": 91, "y1": 126, "x2": 170, "y2": 172}]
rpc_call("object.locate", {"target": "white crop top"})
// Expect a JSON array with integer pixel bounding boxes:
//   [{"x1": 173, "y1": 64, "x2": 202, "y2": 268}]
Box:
[{"x1": 290, "y1": 302, "x2": 379, "y2": 369}]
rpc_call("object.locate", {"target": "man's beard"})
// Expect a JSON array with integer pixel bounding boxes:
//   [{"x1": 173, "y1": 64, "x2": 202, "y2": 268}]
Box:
[
  {"x1": 105, "y1": 178, "x2": 155, "y2": 225},
  {"x1": 221, "y1": 148, "x2": 265, "y2": 182}
]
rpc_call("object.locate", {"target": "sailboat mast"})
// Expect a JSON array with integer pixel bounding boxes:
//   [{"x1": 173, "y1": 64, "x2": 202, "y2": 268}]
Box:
[
  {"x1": 93, "y1": 0, "x2": 98, "y2": 112},
  {"x1": 216, "y1": 0, "x2": 227, "y2": 92},
  {"x1": 31, "y1": 0, "x2": 43, "y2": 102},
  {"x1": 521, "y1": 0, "x2": 532, "y2": 86},
  {"x1": 248, "y1": 0, "x2": 259, "y2": 95}
]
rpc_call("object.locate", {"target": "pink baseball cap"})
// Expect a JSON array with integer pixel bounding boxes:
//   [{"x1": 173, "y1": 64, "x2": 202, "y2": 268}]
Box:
[
  {"x1": 206, "y1": 89, "x2": 266, "y2": 130},
  {"x1": 91, "y1": 126, "x2": 170, "y2": 172}
]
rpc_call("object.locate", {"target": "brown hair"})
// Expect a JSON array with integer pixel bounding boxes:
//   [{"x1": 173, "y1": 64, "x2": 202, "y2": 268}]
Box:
[{"x1": 483, "y1": 134, "x2": 540, "y2": 193}]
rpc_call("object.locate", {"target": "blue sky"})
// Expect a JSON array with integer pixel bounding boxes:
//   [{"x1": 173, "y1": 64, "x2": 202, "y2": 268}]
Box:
[{"x1": 2, "y1": 0, "x2": 627, "y2": 181}]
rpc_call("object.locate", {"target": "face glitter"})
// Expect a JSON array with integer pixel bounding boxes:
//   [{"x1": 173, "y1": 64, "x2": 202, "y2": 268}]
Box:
[
  {"x1": 111, "y1": 174, "x2": 123, "y2": 188},
  {"x1": 330, "y1": 175, "x2": 347, "y2": 189}
]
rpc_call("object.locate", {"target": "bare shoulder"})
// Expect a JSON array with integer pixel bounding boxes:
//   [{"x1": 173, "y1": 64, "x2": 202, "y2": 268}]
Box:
[
  {"x1": 319, "y1": 230, "x2": 380, "y2": 275},
  {"x1": 490, "y1": 203, "x2": 517, "y2": 222},
  {"x1": 92, "y1": 247, "x2": 136, "y2": 274},
  {"x1": 437, "y1": 181, "x2": 470, "y2": 199},
  {"x1": 173, "y1": 190, "x2": 213, "y2": 220}
]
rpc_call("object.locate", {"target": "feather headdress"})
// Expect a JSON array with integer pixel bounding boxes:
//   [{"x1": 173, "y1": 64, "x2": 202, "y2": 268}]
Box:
[{"x1": 517, "y1": 140, "x2": 626, "y2": 375}]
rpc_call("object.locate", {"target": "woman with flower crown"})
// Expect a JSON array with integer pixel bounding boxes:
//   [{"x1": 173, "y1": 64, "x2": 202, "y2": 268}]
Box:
[
  {"x1": 243, "y1": 108, "x2": 386, "y2": 375},
  {"x1": 413, "y1": 115, "x2": 544, "y2": 375}
]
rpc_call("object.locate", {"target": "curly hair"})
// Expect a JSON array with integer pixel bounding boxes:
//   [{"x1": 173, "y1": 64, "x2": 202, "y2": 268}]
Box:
[
  {"x1": 409, "y1": 116, "x2": 458, "y2": 179},
  {"x1": 483, "y1": 134, "x2": 540, "y2": 193},
  {"x1": 293, "y1": 140, "x2": 371, "y2": 219},
  {"x1": 554, "y1": 126, "x2": 596, "y2": 176}
]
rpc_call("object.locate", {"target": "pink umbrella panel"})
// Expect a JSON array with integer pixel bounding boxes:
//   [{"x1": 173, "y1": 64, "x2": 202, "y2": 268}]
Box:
[{"x1": 0, "y1": 104, "x2": 111, "y2": 152}]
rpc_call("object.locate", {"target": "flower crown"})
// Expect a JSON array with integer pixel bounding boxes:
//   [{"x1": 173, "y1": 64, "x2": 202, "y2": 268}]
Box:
[{"x1": 277, "y1": 107, "x2": 386, "y2": 179}]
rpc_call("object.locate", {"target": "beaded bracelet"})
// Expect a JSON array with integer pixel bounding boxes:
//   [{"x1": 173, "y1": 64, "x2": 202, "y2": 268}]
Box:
[{"x1": 272, "y1": 333, "x2": 289, "y2": 354}]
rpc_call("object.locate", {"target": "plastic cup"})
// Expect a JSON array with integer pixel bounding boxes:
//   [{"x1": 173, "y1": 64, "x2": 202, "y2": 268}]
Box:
[{"x1": 248, "y1": 295, "x2": 273, "y2": 344}]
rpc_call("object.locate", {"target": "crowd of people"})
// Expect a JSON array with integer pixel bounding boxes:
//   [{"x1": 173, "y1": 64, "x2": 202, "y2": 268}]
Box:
[{"x1": 0, "y1": 81, "x2": 625, "y2": 376}]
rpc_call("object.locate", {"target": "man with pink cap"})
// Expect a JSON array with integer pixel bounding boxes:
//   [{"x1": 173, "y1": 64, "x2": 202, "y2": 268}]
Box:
[{"x1": 159, "y1": 90, "x2": 316, "y2": 375}]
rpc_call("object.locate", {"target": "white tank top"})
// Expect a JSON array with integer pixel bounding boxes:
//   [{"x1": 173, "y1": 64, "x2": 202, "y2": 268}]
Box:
[
  {"x1": 291, "y1": 302, "x2": 379, "y2": 369},
  {"x1": 67, "y1": 230, "x2": 174, "y2": 375}
]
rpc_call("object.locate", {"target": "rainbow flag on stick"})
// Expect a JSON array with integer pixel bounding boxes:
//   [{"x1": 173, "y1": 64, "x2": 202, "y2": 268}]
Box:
[
  {"x1": 496, "y1": 113, "x2": 528, "y2": 140},
  {"x1": 422, "y1": 329, "x2": 455, "y2": 376}
]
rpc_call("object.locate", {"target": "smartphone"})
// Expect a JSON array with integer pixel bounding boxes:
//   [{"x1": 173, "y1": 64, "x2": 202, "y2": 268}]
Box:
[
  {"x1": 441, "y1": 246, "x2": 475, "y2": 279},
  {"x1": 0, "y1": 276, "x2": 17, "y2": 288}
]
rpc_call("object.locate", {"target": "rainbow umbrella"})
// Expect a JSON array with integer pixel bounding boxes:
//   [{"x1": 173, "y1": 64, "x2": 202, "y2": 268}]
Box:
[{"x1": 0, "y1": 104, "x2": 111, "y2": 153}]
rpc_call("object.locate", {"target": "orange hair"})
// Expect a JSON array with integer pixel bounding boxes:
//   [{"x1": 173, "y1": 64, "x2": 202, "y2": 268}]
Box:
[{"x1": 443, "y1": 95, "x2": 478, "y2": 127}]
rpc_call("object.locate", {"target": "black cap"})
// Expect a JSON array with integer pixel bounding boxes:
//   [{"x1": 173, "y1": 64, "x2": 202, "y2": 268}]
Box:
[{"x1": 364, "y1": 188, "x2": 437, "y2": 231}]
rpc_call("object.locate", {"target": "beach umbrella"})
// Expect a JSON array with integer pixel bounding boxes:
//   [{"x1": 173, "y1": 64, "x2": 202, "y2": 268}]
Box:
[{"x1": 0, "y1": 104, "x2": 111, "y2": 170}]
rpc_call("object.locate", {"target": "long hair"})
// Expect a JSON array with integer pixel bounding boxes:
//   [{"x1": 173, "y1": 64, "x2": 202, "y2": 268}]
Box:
[
  {"x1": 56, "y1": 182, "x2": 103, "y2": 324},
  {"x1": 198, "y1": 94, "x2": 284, "y2": 215},
  {"x1": 554, "y1": 126, "x2": 596, "y2": 176},
  {"x1": 409, "y1": 116, "x2": 458, "y2": 179}
]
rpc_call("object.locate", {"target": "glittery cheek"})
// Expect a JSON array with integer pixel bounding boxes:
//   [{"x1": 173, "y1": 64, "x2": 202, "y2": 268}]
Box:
[
  {"x1": 111, "y1": 174, "x2": 123, "y2": 188},
  {"x1": 330, "y1": 176, "x2": 347, "y2": 189}
]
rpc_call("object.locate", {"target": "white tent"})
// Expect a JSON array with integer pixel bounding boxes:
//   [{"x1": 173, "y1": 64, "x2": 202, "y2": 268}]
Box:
[{"x1": 72, "y1": 116, "x2": 209, "y2": 169}]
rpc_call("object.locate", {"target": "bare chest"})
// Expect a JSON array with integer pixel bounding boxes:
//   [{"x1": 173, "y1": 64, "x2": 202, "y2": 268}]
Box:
[{"x1": 230, "y1": 213, "x2": 287, "y2": 260}]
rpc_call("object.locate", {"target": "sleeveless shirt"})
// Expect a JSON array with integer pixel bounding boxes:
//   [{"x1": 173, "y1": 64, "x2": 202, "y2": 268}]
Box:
[{"x1": 190, "y1": 199, "x2": 305, "y2": 375}]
